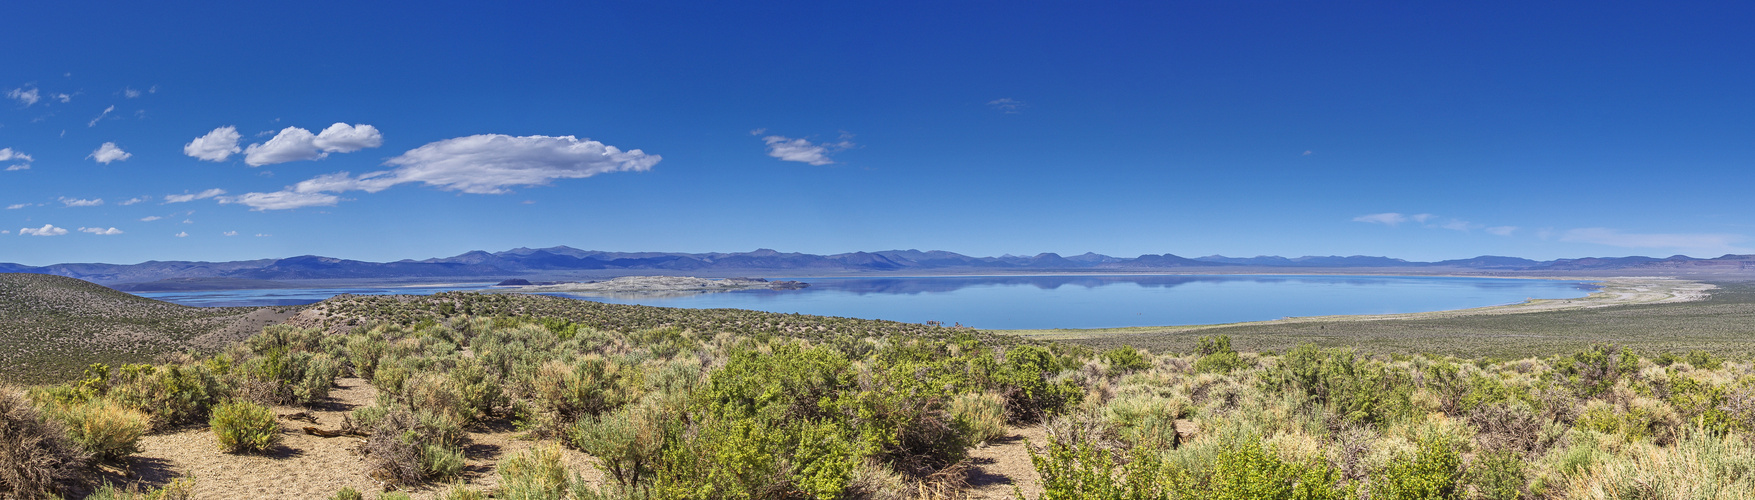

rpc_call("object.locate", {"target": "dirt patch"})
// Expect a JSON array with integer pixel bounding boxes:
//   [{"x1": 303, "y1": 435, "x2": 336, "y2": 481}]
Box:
[
  {"x1": 112, "y1": 378, "x2": 604, "y2": 499},
  {"x1": 966, "y1": 425, "x2": 1044, "y2": 500}
]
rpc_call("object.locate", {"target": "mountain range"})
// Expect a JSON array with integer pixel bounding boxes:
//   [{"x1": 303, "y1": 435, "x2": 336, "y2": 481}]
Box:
[{"x1": 4, "y1": 247, "x2": 1755, "y2": 287}]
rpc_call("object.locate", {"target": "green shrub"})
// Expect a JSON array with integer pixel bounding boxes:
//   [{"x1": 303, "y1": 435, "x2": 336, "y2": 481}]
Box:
[
  {"x1": 50, "y1": 398, "x2": 150, "y2": 461},
  {"x1": 0, "y1": 386, "x2": 91, "y2": 498},
  {"x1": 997, "y1": 345, "x2": 1084, "y2": 423},
  {"x1": 83, "y1": 478, "x2": 196, "y2": 500},
  {"x1": 106, "y1": 363, "x2": 225, "y2": 430},
  {"x1": 569, "y1": 405, "x2": 665, "y2": 490},
  {"x1": 1271, "y1": 345, "x2": 1410, "y2": 425},
  {"x1": 331, "y1": 487, "x2": 364, "y2": 500},
  {"x1": 1685, "y1": 350, "x2": 1724, "y2": 370},
  {"x1": 1102, "y1": 345, "x2": 1152, "y2": 373},
  {"x1": 211, "y1": 399, "x2": 281, "y2": 453},
  {"x1": 948, "y1": 392, "x2": 1008, "y2": 445},
  {"x1": 1370, "y1": 435, "x2": 1462, "y2": 500},
  {"x1": 498, "y1": 444, "x2": 572, "y2": 500},
  {"x1": 1194, "y1": 335, "x2": 1247, "y2": 374},
  {"x1": 1467, "y1": 451, "x2": 1526, "y2": 500},
  {"x1": 363, "y1": 407, "x2": 466, "y2": 484}
]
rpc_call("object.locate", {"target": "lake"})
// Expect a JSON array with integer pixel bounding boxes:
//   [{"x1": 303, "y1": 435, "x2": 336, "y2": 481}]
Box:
[{"x1": 137, "y1": 274, "x2": 1597, "y2": 330}]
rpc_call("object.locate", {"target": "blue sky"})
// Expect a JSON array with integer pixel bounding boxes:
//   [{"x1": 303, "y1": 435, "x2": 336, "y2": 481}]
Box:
[{"x1": 3, "y1": 2, "x2": 1754, "y2": 266}]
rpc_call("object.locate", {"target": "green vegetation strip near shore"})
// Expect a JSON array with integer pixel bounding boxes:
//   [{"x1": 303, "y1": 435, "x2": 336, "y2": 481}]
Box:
[{"x1": 998, "y1": 278, "x2": 1755, "y2": 360}]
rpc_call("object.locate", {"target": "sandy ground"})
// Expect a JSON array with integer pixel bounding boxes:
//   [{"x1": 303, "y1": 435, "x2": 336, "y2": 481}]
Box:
[
  {"x1": 966, "y1": 426, "x2": 1045, "y2": 500},
  {"x1": 1001, "y1": 277, "x2": 1716, "y2": 341},
  {"x1": 107, "y1": 377, "x2": 1049, "y2": 499},
  {"x1": 112, "y1": 377, "x2": 601, "y2": 499}
]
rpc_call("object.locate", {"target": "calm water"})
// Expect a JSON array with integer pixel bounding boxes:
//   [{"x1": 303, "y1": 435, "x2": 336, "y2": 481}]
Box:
[{"x1": 139, "y1": 275, "x2": 1597, "y2": 330}]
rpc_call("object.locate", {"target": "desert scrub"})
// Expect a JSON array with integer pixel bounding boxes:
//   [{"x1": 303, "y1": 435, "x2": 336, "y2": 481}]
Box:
[
  {"x1": 948, "y1": 392, "x2": 1008, "y2": 445},
  {"x1": 497, "y1": 444, "x2": 573, "y2": 499},
  {"x1": 210, "y1": 399, "x2": 281, "y2": 453},
  {"x1": 83, "y1": 478, "x2": 197, "y2": 500},
  {"x1": 45, "y1": 398, "x2": 150, "y2": 461},
  {"x1": 0, "y1": 385, "x2": 91, "y2": 498},
  {"x1": 363, "y1": 407, "x2": 466, "y2": 484}
]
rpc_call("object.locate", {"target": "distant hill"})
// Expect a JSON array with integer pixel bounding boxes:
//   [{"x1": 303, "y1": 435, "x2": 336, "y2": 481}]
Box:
[
  {"x1": 7, "y1": 247, "x2": 1755, "y2": 288},
  {"x1": 0, "y1": 273, "x2": 295, "y2": 384}
]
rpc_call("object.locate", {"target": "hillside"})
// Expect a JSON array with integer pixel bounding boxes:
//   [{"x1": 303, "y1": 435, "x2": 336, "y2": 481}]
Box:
[{"x1": 0, "y1": 273, "x2": 296, "y2": 384}]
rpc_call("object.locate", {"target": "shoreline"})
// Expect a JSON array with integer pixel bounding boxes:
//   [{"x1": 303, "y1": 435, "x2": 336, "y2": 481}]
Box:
[{"x1": 989, "y1": 276, "x2": 1716, "y2": 340}]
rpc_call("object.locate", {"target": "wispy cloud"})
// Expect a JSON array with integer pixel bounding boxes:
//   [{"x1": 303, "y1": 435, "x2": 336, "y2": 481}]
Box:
[
  {"x1": 757, "y1": 132, "x2": 852, "y2": 166},
  {"x1": 243, "y1": 123, "x2": 383, "y2": 166},
  {"x1": 78, "y1": 227, "x2": 123, "y2": 235},
  {"x1": 20, "y1": 224, "x2": 68, "y2": 236},
  {"x1": 174, "y1": 231, "x2": 188, "y2": 238},
  {"x1": 59, "y1": 197, "x2": 103, "y2": 207},
  {"x1": 1352, "y1": 212, "x2": 1410, "y2": 226},
  {"x1": 1560, "y1": 228, "x2": 1748, "y2": 255},
  {"x1": 987, "y1": 98, "x2": 1026, "y2": 113},
  {"x1": 163, "y1": 189, "x2": 226, "y2": 203},
  {"x1": 1, "y1": 148, "x2": 33, "y2": 171},
  {"x1": 1439, "y1": 219, "x2": 1477, "y2": 232},
  {"x1": 7, "y1": 87, "x2": 40, "y2": 107},
  {"x1": 225, "y1": 134, "x2": 658, "y2": 210},
  {"x1": 0, "y1": 148, "x2": 33, "y2": 163},
  {"x1": 88, "y1": 105, "x2": 114, "y2": 127},
  {"x1": 1485, "y1": 226, "x2": 1517, "y2": 236},
  {"x1": 6, "y1": 204, "x2": 28, "y2": 210},
  {"x1": 184, "y1": 126, "x2": 243, "y2": 161},
  {"x1": 140, "y1": 215, "x2": 162, "y2": 221},
  {"x1": 88, "y1": 142, "x2": 131, "y2": 164},
  {"x1": 118, "y1": 197, "x2": 148, "y2": 206},
  {"x1": 220, "y1": 191, "x2": 342, "y2": 211},
  {"x1": 223, "y1": 231, "x2": 238, "y2": 236}
]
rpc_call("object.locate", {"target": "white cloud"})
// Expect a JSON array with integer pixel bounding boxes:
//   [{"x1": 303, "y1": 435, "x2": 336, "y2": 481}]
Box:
[
  {"x1": 312, "y1": 123, "x2": 383, "y2": 153},
  {"x1": 52, "y1": 93, "x2": 72, "y2": 103},
  {"x1": 181, "y1": 219, "x2": 192, "y2": 224},
  {"x1": 7, "y1": 87, "x2": 40, "y2": 107},
  {"x1": 88, "y1": 105, "x2": 114, "y2": 127},
  {"x1": 163, "y1": 188, "x2": 226, "y2": 203},
  {"x1": 219, "y1": 191, "x2": 342, "y2": 211},
  {"x1": 20, "y1": 224, "x2": 67, "y2": 236},
  {"x1": 1440, "y1": 219, "x2": 1477, "y2": 232},
  {"x1": 4, "y1": 165, "x2": 25, "y2": 171},
  {"x1": 174, "y1": 231, "x2": 188, "y2": 238},
  {"x1": 140, "y1": 215, "x2": 162, "y2": 221},
  {"x1": 1352, "y1": 213, "x2": 1409, "y2": 226},
  {"x1": 227, "y1": 134, "x2": 657, "y2": 210},
  {"x1": 5, "y1": 204, "x2": 27, "y2": 210},
  {"x1": 184, "y1": 126, "x2": 242, "y2": 161},
  {"x1": 0, "y1": 148, "x2": 32, "y2": 163},
  {"x1": 255, "y1": 233, "x2": 271, "y2": 237},
  {"x1": 88, "y1": 142, "x2": 131, "y2": 164},
  {"x1": 1485, "y1": 226, "x2": 1518, "y2": 236},
  {"x1": 987, "y1": 98, "x2": 1026, "y2": 113},
  {"x1": 78, "y1": 227, "x2": 123, "y2": 235},
  {"x1": 243, "y1": 123, "x2": 382, "y2": 166},
  {"x1": 1410, "y1": 213, "x2": 1436, "y2": 223},
  {"x1": 0, "y1": 230, "x2": 7, "y2": 234},
  {"x1": 1560, "y1": 228, "x2": 1747, "y2": 254},
  {"x1": 223, "y1": 231, "x2": 238, "y2": 236},
  {"x1": 118, "y1": 197, "x2": 148, "y2": 206},
  {"x1": 760, "y1": 134, "x2": 852, "y2": 166},
  {"x1": 59, "y1": 197, "x2": 103, "y2": 207},
  {"x1": 124, "y1": 88, "x2": 142, "y2": 98}
]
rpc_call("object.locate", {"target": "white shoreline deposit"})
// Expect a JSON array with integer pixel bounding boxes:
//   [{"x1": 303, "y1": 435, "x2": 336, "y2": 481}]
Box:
[
  {"x1": 499, "y1": 275, "x2": 800, "y2": 295},
  {"x1": 999, "y1": 277, "x2": 1716, "y2": 339}
]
